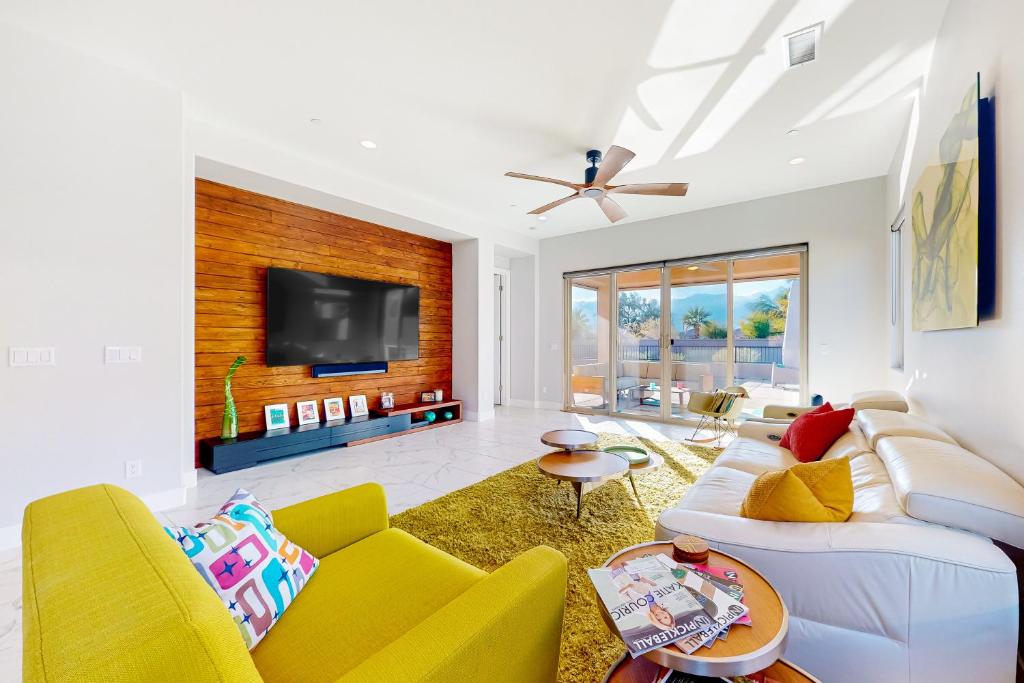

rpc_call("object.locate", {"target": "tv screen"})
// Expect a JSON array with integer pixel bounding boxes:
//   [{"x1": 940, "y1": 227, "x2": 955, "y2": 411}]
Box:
[{"x1": 266, "y1": 267, "x2": 420, "y2": 367}]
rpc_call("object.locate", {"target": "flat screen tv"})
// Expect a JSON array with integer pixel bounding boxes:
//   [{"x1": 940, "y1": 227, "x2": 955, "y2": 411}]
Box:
[{"x1": 266, "y1": 267, "x2": 420, "y2": 367}]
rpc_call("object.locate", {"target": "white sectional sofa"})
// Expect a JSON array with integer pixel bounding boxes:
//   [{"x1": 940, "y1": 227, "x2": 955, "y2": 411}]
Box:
[{"x1": 656, "y1": 408, "x2": 1023, "y2": 683}]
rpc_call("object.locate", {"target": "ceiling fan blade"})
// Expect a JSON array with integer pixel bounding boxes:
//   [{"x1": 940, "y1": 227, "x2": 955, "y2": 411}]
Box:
[
  {"x1": 505, "y1": 172, "x2": 580, "y2": 190},
  {"x1": 591, "y1": 145, "x2": 636, "y2": 187},
  {"x1": 595, "y1": 196, "x2": 627, "y2": 223},
  {"x1": 529, "y1": 193, "x2": 580, "y2": 215},
  {"x1": 607, "y1": 182, "x2": 689, "y2": 196}
]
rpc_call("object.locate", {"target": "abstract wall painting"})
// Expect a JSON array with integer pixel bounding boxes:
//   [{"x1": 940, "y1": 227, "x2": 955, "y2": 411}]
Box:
[{"x1": 911, "y1": 75, "x2": 980, "y2": 331}]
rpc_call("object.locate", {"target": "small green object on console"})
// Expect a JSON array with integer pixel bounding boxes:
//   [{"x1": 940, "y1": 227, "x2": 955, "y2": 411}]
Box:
[
  {"x1": 424, "y1": 410, "x2": 437, "y2": 423},
  {"x1": 442, "y1": 410, "x2": 454, "y2": 420},
  {"x1": 221, "y1": 355, "x2": 247, "y2": 440}
]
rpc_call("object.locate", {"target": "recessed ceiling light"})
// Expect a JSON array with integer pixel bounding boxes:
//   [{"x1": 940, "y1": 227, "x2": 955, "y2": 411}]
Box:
[
  {"x1": 360, "y1": 139, "x2": 377, "y2": 149},
  {"x1": 509, "y1": 202, "x2": 517, "y2": 208},
  {"x1": 529, "y1": 226, "x2": 538, "y2": 231},
  {"x1": 789, "y1": 156, "x2": 806, "y2": 165},
  {"x1": 309, "y1": 118, "x2": 322, "y2": 125},
  {"x1": 537, "y1": 215, "x2": 548, "y2": 221},
  {"x1": 687, "y1": 265, "x2": 699, "y2": 271},
  {"x1": 786, "y1": 128, "x2": 799, "y2": 136}
]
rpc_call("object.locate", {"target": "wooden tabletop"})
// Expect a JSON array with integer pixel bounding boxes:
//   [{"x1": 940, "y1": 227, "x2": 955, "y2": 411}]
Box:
[
  {"x1": 602, "y1": 653, "x2": 819, "y2": 683},
  {"x1": 540, "y1": 429, "x2": 599, "y2": 450},
  {"x1": 597, "y1": 541, "x2": 789, "y2": 678},
  {"x1": 537, "y1": 450, "x2": 628, "y2": 483}
]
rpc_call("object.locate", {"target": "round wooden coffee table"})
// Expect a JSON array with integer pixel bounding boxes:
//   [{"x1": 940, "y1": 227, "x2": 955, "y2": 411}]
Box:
[
  {"x1": 602, "y1": 652, "x2": 820, "y2": 683},
  {"x1": 596, "y1": 541, "x2": 790, "y2": 678},
  {"x1": 537, "y1": 450, "x2": 628, "y2": 518},
  {"x1": 540, "y1": 429, "x2": 598, "y2": 451},
  {"x1": 603, "y1": 447, "x2": 664, "y2": 504}
]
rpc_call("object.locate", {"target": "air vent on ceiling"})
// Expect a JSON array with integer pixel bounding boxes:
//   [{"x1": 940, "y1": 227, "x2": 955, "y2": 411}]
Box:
[{"x1": 785, "y1": 25, "x2": 820, "y2": 67}]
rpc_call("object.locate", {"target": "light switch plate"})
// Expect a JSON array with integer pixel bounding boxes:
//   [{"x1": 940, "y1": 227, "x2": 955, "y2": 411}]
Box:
[
  {"x1": 106, "y1": 346, "x2": 142, "y2": 364},
  {"x1": 9, "y1": 347, "x2": 56, "y2": 367},
  {"x1": 125, "y1": 460, "x2": 143, "y2": 479}
]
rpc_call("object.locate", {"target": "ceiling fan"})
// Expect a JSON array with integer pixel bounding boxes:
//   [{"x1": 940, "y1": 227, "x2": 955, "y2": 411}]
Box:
[{"x1": 505, "y1": 145, "x2": 688, "y2": 223}]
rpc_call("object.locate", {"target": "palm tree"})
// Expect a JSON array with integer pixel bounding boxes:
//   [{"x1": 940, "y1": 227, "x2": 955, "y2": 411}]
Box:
[{"x1": 682, "y1": 306, "x2": 712, "y2": 338}]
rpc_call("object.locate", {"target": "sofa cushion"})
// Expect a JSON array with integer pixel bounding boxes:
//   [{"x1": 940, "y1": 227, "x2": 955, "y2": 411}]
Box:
[
  {"x1": 875, "y1": 437, "x2": 1024, "y2": 547},
  {"x1": 679, "y1": 466, "x2": 758, "y2": 516},
  {"x1": 788, "y1": 408, "x2": 855, "y2": 462},
  {"x1": 856, "y1": 409, "x2": 958, "y2": 449},
  {"x1": 164, "y1": 489, "x2": 320, "y2": 650},
  {"x1": 715, "y1": 438, "x2": 799, "y2": 475},
  {"x1": 740, "y1": 457, "x2": 854, "y2": 523},
  {"x1": 252, "y1": 527, "x2": 485, "y2": 682},
  {"x1": 850, "y1": 390, "x2": 909, "y2": 412},
  {"x1": 820, "y1": 421, "x2": 872, "y2": 461}
]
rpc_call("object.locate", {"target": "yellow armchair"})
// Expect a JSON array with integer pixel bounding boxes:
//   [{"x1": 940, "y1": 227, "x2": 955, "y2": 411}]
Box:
[{"x1": 23, "y1": 483, "x2": 567, "y2": 683}]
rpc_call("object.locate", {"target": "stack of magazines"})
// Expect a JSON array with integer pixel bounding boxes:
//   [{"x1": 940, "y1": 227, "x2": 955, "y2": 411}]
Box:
[
  {"x1": 654, "y1": 670, "x2": 781, "y2": 683},
  {"x1": 588, "y1": 553, "x2": 750, "y2": 658}
]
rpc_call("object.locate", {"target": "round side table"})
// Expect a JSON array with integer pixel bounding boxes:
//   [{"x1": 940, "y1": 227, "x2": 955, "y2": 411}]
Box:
[
  {"x1": 540, "y1": 429, "x2": 598, "y2": 452},
  {"x1": 596, "y1": 541, "x2": 790, "y2": 678},
  {"x1": 537, "y1": 450, "x2": 628, "y2": 518}
]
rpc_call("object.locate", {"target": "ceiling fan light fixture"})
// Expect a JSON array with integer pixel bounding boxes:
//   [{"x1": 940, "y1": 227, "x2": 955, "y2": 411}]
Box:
[
  {"x1": 537, "y1": 215, "x2": 548, "y2": 221},
  {"x1": 582, "y1": 188, "x2": 603, "y2": 198}
]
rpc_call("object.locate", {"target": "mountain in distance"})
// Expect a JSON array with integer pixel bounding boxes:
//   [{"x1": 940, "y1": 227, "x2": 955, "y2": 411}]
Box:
[{"x1": 572, "y1": 282, "x2": 793, "y2": 334}]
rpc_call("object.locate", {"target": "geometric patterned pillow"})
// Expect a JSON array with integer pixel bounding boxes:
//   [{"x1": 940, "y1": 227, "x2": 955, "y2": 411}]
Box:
[{"x1": 163, "y1": 489, "x2": 319, "y2": 650}]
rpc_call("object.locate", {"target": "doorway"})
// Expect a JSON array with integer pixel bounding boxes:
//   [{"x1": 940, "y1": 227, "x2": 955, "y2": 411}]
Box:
[{"x1": 494, "y1": 269, "x2": 510, "y2": 405}]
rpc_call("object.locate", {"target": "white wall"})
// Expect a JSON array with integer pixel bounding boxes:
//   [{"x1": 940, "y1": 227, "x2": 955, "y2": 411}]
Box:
[
  {"x1": 509, "y1": 255, "x2": 538, "y2": 405},
  {"x1": 452, "y1": 238, "x2": 495, "y2": 421},
  {"x1": 885, "y1": 0, "x2": 1024, "y2": 483},
  {"x1": 0, "y1": 23, "x2": 188, "y2": 540},
  {"x1": 539, "y1": 178, "x2": 889, "y2": 408}
]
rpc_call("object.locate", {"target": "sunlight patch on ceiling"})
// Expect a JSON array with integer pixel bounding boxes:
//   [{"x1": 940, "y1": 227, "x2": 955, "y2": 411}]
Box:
[
  {"x1": 647, "y1": 0, "x2": 774, "y2": 68},
  {"x1": 796, "y1": 42, "x2": 934, "y2": 127}
]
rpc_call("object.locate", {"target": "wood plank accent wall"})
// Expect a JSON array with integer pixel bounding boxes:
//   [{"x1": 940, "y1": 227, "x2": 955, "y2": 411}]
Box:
[{"x1": 195, "y1": 179, "x2": 453, "y2": 450}]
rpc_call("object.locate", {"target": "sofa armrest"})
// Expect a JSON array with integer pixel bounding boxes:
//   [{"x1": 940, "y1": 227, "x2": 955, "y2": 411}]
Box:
[
  {"x1": 271, "y1": 483, "x2": 389, "y2": 557},
  {"x1": 336, "y1": 546, "x2": 568, "y2": 683},
  {"x1": 736, "y1": 420, "x2": 788, "y2": 443}
]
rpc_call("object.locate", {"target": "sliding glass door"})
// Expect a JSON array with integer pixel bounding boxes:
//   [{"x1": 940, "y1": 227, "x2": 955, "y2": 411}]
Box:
[
  {"x1": 567, "y1": 274, "x2": 611, "y2": 410},
  {"x1": 667, "y1": 261, "x2": 729, "y2": 418},
  {"x1": 565, "y1": 246, "x2": 807, "y2": 423},
  {"x1": 614, "y1": 268, "x2": 663, "y2": 417}
]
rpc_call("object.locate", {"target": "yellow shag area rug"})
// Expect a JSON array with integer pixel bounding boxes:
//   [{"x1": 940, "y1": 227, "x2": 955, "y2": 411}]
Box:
[{"x1": 390, "y1": 433, "x2": 722, "y2": 683}]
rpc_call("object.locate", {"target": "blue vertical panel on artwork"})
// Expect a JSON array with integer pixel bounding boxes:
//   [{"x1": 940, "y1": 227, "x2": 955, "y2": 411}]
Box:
[{"x1": 977, "y1": 72, "x2": 996, "y2": 320}]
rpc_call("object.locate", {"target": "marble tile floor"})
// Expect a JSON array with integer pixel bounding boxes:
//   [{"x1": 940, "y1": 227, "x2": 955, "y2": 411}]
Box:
[{"x1": 0, "y1": 405, "x2": 726, "y2": 680}]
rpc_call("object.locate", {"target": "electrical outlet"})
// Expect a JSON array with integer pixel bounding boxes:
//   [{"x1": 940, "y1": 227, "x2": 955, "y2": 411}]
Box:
[{"x1": 125, "y1": 460, "x2": 143, "y2": 479}]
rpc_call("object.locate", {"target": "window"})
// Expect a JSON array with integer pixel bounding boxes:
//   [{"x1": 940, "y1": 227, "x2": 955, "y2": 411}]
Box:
[
  {"x1": 890, "y1": 209, "x2": 904, "y2": 370},
  {"x1": 564, "y1": 245, "x2": 807, "y2": 422}
]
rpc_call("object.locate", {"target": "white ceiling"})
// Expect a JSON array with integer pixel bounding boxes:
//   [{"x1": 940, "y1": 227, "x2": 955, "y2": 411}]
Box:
[{"x1": 1, "y1": 0, "x2": 948, "y2": 241}]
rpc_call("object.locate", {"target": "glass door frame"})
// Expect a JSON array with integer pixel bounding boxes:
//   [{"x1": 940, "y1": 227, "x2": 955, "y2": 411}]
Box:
[{"x1": 563, "y1": 245, "x2": 808, "y2": 425}]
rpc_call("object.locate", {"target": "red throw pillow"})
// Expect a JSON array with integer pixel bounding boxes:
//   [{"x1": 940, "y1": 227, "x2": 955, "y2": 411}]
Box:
[
  {"x1": 788, "y1": 408, "x2": 855, "y2": 463},
  {"x1": 779, "y1": 403, "x2": 833, "y2": 450}
]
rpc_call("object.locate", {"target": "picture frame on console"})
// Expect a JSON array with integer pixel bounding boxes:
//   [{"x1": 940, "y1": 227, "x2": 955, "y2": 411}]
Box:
[
  {"x1": 380, "y1": 392, "x2": 395, "y2": 410},
  {"x1": 296, "y1": 400, "x2": 319, "y2": 426},
  {"x1": 349, "y1": 394, "x2": 369, "y2": 417},
  {"x1": 323, "y1": 397, "x2": 345, "y2": 421},
  {"x1": 264, "y1": 403, "x2": 290, "y2": 431}
]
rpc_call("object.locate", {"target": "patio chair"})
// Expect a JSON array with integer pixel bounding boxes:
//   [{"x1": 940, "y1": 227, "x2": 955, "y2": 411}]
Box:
[{"x1": 687, "y1": 386, "x2": 749, "y2": 446}]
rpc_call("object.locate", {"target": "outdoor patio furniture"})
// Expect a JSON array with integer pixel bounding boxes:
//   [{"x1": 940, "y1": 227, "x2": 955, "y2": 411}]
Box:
[{"x1": 687, "y1": 386, "x2": 749, "y2": 445}]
